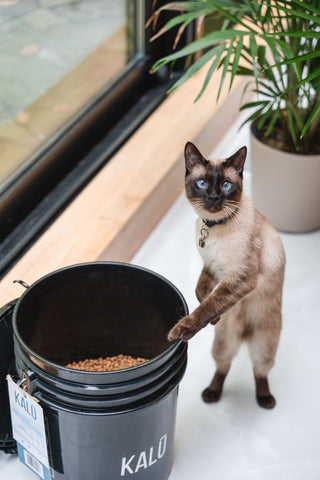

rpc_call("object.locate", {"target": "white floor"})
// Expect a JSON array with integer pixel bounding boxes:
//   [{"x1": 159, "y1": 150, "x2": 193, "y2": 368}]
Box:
[
  {"x1": 1, "y1": 118, "x2": 320, "y2": 479},
  {"x1": 132, "y1": 122, "x2": 320, "y2": 480}
]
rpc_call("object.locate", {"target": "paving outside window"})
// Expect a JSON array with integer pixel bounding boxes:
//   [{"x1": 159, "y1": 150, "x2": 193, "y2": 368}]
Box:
[
  {"x1": 0, "y1": 0, "x2": 126, "y2": 127},
  {"x1": 0, "y1": 0, "x2": 131, "y2": 184}
]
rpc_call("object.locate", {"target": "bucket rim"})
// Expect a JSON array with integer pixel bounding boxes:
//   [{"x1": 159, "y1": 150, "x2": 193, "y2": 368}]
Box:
[{"x1": 12, "y1": 261, "x2": 188, "y2": 379}]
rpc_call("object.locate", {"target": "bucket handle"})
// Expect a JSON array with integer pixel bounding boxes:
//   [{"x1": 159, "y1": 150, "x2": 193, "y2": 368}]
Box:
[
  {"x1": 17, "y1": 370, "x2": 37, "y2": 396},
  {"x1": 13, "y1": 280, "x2": 30, "y2": 290}
]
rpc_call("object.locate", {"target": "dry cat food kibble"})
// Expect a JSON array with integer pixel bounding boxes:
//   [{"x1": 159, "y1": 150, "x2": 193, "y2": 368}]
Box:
[{"x1": 66, "y1": 354, "x2": 149, "y2": 371}]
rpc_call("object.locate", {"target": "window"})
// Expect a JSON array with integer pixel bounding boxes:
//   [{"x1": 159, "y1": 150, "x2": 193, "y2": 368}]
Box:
[
  {"x1": 0, "y1": 1, "x2": 139, "y2": 185},
  {"x1": 0, "y1": 0, "x2": 193, "y2": 277}
]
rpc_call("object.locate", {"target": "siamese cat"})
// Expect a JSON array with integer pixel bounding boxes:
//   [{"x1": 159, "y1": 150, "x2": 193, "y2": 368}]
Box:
[{"x1": 168, "y1": 142, "x2": 285, "y2": 409}]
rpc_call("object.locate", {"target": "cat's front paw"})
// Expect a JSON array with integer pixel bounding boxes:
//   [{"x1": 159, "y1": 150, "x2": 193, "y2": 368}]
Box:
[{"x1": 168, "y1": 314, "x2": 199, "y2": 342}]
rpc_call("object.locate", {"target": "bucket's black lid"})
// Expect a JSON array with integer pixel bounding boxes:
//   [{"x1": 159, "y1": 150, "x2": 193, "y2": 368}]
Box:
[{"x1": 0, "y1": 299, "x2": 18, "y2": 454}]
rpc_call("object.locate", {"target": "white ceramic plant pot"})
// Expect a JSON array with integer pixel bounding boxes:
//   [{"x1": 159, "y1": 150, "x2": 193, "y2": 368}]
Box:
[{"x1": 250, "y1": 127, "x2": 320, "y2": 233}]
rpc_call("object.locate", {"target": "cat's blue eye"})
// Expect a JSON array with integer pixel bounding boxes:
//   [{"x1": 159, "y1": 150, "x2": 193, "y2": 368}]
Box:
[
  {"x1": 222, "y1": 181, "x2": 232, "y2": 191},
  {"x1": 196, "y1": 179, "x2": 208, "y2": 189}
]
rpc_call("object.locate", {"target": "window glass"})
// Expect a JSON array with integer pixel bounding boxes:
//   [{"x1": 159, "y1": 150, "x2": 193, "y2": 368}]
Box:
[{"x1": 0, "y1": 0, "x2": 140, "y2": 187}]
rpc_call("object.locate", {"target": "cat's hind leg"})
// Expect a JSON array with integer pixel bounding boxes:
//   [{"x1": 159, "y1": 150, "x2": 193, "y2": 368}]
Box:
[
  {"x1": 248, "y1": 323, "x2": 281, "y2": 409},
  {"x1": 202, "y1": 314, "x2": 242, "y2": 403}
]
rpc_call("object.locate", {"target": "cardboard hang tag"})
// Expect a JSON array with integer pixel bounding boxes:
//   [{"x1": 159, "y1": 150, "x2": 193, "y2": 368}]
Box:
[{"x1": 6, "y1": 375, "x2": 51, "y2": 480}]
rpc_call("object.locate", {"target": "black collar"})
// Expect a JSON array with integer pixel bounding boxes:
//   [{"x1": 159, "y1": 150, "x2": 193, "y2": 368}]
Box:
[{"x1": 202, "y1": 208, "x2": 239, "y2": 228}]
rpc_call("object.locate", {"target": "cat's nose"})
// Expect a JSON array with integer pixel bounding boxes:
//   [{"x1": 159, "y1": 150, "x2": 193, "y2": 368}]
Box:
[
  {"x1": 210, "y1": 193, "x2": 220, "y2": 202},
  {"x1": 208, "y1": 195, "x2": 222, "y2": 209}
]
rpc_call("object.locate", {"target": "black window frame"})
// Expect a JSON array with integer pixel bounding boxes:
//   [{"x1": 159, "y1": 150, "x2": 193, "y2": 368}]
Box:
[{"x1": 0, "y1": 0, "x2": 194, "y2": 279}]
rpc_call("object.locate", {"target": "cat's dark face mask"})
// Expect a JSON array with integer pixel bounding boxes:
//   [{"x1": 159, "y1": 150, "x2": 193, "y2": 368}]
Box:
[{"x1": 184, "y1": 142, "x2": 246, "y2": 215}]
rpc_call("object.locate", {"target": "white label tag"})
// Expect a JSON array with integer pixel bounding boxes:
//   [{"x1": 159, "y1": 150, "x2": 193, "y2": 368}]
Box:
[{"x1": 7, "y1": 375, "x2": 51, "y2": 479}]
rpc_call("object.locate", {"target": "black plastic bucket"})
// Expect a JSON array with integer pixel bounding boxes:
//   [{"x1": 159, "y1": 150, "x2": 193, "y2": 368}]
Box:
[{"x1": 12, "y1": 262, "x2": 188, "y2": 480}]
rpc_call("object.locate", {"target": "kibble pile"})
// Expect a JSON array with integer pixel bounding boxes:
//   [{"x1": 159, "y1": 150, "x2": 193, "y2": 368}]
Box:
[{"x1": 66, "y1": 354, "x2": 148, "y2": 372}]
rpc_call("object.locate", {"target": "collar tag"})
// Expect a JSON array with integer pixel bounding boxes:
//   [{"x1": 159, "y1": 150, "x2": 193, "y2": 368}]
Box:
[
  {"x1": 199, "y1": 225, "x2": 209, "y2": 248},
  {"x1": 199, "y1": 207, "x2": 239, "y2": 248}
]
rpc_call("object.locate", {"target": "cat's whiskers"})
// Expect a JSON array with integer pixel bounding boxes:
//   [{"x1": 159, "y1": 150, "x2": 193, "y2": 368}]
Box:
[
  {"x1": 230, "y1": 213, "x2": 241, "y2": 229},
  {"x1": 191, "y1": 199, "x2": 243, "y2": 223},
  {"x1": 190, "y1": 200, "x2": 204, "y2": 214},
  {"x1": 191, "y1": 199, "x2": 203, "y2": 208},
  {"x1": 224, "y1": 200, "x2": 241, "y2": 209},
  {"x1": 224, "y1": 200, "x2": 243, "y2": 213},
  {"x1": 224, "y1": 201, "x2": 239, "y2": 208},
  {"x1": 223, "y1": 204, "x2": 241, "y2": 228},
  {"x1": 223, "y1": 206, "x2": 236, "y2": 219}
]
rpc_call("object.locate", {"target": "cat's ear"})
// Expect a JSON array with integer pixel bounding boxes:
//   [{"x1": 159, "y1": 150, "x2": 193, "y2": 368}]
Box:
[
  {"x1": 224, "y1": 146, "x2": 247, "y2": 177},
  {"x1": 184, "y1": 142, "x2": 207, "y2": 174}
]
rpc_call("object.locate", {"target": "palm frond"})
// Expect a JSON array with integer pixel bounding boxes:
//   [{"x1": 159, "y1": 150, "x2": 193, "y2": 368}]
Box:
[{"x1": 148, "y1": 0, "x2": 320, "y2": 153}]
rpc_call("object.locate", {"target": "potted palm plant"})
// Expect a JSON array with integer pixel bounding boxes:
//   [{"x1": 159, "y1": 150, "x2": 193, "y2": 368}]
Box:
[{"x1": 148, "y1": 0, "x2": 320, "y2": 232}]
